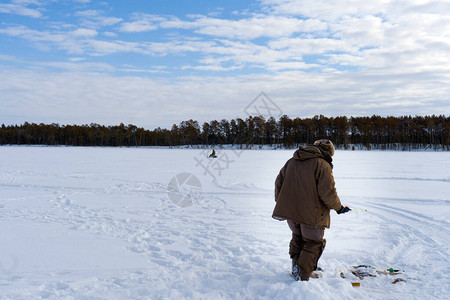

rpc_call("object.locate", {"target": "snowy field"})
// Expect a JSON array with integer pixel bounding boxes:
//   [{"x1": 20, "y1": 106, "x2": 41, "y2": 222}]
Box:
[{"x1": 0, "y1": 146, "x2": 449, "y2": 299}]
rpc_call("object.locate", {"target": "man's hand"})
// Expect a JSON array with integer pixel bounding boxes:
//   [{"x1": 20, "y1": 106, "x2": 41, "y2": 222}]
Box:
[{"x1": 337, "y1": 205, "x2": 350, "y2": 214}]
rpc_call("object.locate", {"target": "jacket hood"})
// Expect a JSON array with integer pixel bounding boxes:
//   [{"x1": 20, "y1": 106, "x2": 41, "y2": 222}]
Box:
[{"x1": 293, "y1": 145, "x2": 333, "y2": 167}]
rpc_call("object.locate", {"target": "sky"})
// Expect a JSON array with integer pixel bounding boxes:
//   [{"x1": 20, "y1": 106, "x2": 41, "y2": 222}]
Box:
[{"x1": 0, "y1": 0, "x2": 449, "y2": 129}]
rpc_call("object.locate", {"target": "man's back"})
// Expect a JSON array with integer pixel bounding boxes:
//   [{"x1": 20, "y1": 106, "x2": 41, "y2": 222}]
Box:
[{"x1": 272, "y1": 145, "x2": 341, "y2": 228}]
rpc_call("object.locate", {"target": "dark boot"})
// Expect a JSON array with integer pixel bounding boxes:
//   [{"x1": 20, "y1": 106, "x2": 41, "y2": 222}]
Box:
[
  {"x1": 297, "y1": 238, "x2": 324, "y2": 281},
  {"x1": 298, "y1": 268, "x2": 310, "y2": 281}
]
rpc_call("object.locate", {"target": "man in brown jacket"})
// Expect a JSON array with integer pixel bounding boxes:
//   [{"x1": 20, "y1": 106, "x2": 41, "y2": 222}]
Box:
[{"x1": 272, "y1": 139, "x2": 350, "y2": 281}]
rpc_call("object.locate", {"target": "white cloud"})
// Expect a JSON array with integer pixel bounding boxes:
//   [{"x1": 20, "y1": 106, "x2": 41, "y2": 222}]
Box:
[
  {"x1": 71, "y1": 28, "x2": 98, "y2": 37},
  {"x1": 181, "y1": 64, "x2": 243, "y2": 72},
  {"x1": 143, "y1": 40, "x2": 217, "y2": 56},
  {"x1": 125, "y1": 13, "x2": 327, "y2": 39},
  {"x1": 0, "y1": 54, "x2": 21, "y2": 62},
  {"x1": 12, "y1": 0, "x2": 42, "y2": 3},
  {"x1": 0, "y1": 25, "x2": 141, "y2": 56},
  {"x1": 266, "y1": 61, "x2": 320, "y2": 71},
  {"x1": 258, "y1": 0, "x2": 450, "y2": 73},
  {"x1": 74, "y1": 9, "x2": 99, "y2": 17},
  {"x1": 329, "y1": 15, "x2": 391, "y2": 48},
  {"x1": 1, "y1": 0, "x2": 449, "y2": 124},
  {"x1": 74, "y1": 10, "x2": 123, "y2": 28},
  {"x1": 34, "y1": 61, "x2": 115, "y2": 72},
  {"x1": 260, "y1": 0, "x2": 391, "y2": 21},
  {"x1": 119, "y1": 20, "x2": 158, "y2": 32},
  {"x1": 0, "y1": 26, "x2": 66, "y2": 43},
  {"x1": 190, "y1": 15, "x2": 327, "y2": 39},
  {"x1": 85, "y1": 39, "x2": 143, "y2": 55},
  {"x1": 118, "y1": 13, "x2": 166, "y2": 32},
  {"x1": 69, "y1": 57, "x2": 85, "y2": 62},
  {"x1": 118, "y1": 65, "x2": 169, "y2": 74},
  {"x1": 102, "y1": 31, "x2": 117, "y2": 38},
  {"x1": 1, "y1": 67, "x2": 448, "y2": 128},
  {"x1": 3, "y1": 0, "x2": 450, "y2": 75},
  {"x1": 0, "y1": 1, "x2": 42, "y2": 18},
  {"x1": 269, "y1": 37, "x2": 353, "y2": 53}
]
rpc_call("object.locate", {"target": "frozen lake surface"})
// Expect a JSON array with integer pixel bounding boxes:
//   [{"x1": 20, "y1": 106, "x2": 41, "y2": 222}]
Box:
[{"x1": 0, "y1": 146, "x2": 449, "y2": 299}]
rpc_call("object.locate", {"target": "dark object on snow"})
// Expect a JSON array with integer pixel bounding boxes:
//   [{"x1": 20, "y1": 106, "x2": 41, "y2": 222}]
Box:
[
  {"x1": 353, "y1": 265, "x2": 403, "y2": 274},
  {"x1": 351, "y1": 269, "x2": 377, "y2": 280},
  {"x1": 341, "y1": 266, "x2": 405, "y2": 284},
  {"x1": 392, "y1": 278, "x2": 406, "y2": 284},
  {"x1": 354, "y1": 264, "x2": 372, "y2": 269},
  {"x1": 208, "y1": 149, "x2": 217, "y2": 158},
  {"x1": 337, "y1": 205, "x2": 350, "y2": 214}
]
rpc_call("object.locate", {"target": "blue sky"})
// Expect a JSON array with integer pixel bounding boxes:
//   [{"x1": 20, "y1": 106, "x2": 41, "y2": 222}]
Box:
[{"x1": 1, "y1": 0, "x2": 449, "y2": 129}]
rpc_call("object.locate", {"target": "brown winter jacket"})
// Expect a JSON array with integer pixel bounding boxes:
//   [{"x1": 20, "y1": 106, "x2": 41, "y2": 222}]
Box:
[{"x1": 272, "y1": 145, "x2": 342, "y2": 228}]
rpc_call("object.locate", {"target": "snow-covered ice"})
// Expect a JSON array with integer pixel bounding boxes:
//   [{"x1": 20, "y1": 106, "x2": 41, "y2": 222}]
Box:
[{"x1": 0, "y1": 146, "x2": 449, "y2": 299}]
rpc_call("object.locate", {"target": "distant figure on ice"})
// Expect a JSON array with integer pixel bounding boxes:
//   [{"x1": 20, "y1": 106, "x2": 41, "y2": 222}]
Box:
[
  {"x1": 209, "y1": 149, "x2": 217, "y2": 158},
  {"x1": 272, "y1": 139, "x2": 350, "y2": 281}
]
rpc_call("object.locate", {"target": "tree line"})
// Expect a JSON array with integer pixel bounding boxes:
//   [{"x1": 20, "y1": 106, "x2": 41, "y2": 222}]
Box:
[{"x1": 0, "y1": 115, "x2": 448, "y2": 150}]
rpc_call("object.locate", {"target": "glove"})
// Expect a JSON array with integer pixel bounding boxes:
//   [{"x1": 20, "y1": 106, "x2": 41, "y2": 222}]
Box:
[{"x1": 337, "y1": 205, "x2": 350, "y2": 214}]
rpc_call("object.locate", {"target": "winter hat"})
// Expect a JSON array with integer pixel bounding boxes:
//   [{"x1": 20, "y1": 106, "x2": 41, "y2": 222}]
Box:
[{"x1": 314, "y1": 139, "x2": 335, "y2": 157}]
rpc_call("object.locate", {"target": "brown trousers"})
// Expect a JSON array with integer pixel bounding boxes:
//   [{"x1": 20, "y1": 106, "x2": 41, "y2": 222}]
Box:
[{"x1": 288, "y1": 220, "x2": 326, "y2": 279}]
